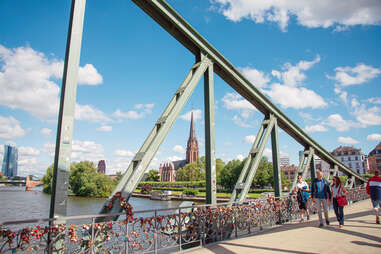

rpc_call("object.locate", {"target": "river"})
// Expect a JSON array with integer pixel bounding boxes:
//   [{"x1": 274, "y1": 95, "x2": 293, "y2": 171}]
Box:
[{"x1": 0, "y1": 186, "x2": 181, "y2": 222}]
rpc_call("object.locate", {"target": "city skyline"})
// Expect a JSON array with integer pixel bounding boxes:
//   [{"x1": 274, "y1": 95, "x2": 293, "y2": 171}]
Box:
[{"x1": 0, "y1": 1, "x2": 380, "y2": 177}]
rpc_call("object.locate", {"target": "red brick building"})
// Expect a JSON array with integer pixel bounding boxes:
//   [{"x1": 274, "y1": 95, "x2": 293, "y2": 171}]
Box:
[{"x1": 368, "y1": 142, "x2": 381, "y2": 174}]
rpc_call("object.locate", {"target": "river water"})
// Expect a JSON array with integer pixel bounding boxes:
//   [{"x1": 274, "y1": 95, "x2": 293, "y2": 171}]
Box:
[{"x1": 0, "y1": 186, "x2": 181, "y2": 222}]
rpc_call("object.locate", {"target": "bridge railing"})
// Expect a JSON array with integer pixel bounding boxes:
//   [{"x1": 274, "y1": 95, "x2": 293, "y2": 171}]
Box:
[{"x1": 0, "y1": 188, "x2": 368, "y2": 254}]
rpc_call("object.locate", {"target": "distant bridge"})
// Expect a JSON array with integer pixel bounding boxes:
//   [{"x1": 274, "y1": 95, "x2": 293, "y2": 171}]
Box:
[{"x1": 0, "y1": 176, "x2": 42, "y2": 191}]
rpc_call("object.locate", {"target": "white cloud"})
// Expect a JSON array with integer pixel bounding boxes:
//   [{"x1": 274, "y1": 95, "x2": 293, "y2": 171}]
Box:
[
  {"x1": 304, "y1": 124, "x2": 328, "y2": 133},
  {"x1": 173, "y1": 145, "x2": 185, "y2": 154},
  {"x1": 96, "y1": 125, "x2": 112, "y2": 132},
  {"x1": 166, "y1": 156, "x2": 183, "y2": 162},
  {"x1": 18, "y1": 157, "x2": 38, "y2": 166},
  {"x1": 299, "y1": 112, "x2": 313, "y2": 121},
  {"x1": 328, "y1": 64, "x2": 381, "y2": 87},
  {"x1": 367, "y1": 134, "x2": 381, "y2": 141},
  {"x1": 78, "y1": 64, "x2": 103, "y2": 85},
  {"x1": 0, "y1": 45, "x2": 103, "y2": 118},
  {"x1": 338, "y1": 136, "x2": 359, "y2": 145},
  {"x1": 266, "y1": 84, "x2": 327, "y2": 109},
  {"x1": 324, "y1": 114, "x2": 362, "y2": 131},
  {"x1": 114, "y1": 149, "x2": 135, "y2": 157},
  {"x1": 75, "y1": 104, "x2": 111, "y2": 122},
  {"x1": 222, "y1": 92, "x2": 255, "y2": 111},
  {"x1": 244, "y1": 135, "x2": 256, "y2": 144},
  {"x1": 264, "y1": 56, "x2": 327, "y2": 109},
  {"x1": 352, "y1": 105, "x2": 381, "y2": 126},
  {"x1": 263, "y1": 148, "x2": 273, "y2": 158},
  {"x1": 0, "y1": 115, "x2": 27, "y2": 139},
  {"x1": 241, "y1": 67, "x2": 270, "y2": 88},
  {"x1": 211, "y1": 0, "x2": 381, "y2": 32},
  {"x1": 236, "y1": 154, "x2": 245, "y2": 161},
  {"x1": 180, "y1": 109, "x2": 202, "y2": 121},
  {"x1": 113, "y1": 104, "x2": 154, "y2": 120},
  {"x1": 19, "y1": 146, "x2": 40, "y2": 156},
  {"x1": 42, "y1": 142, "x2": 55, "y2": 157},
  {"x1": 232, "y1": 115, "x2": 251, "y2": 128},
  {"x1": 368, "y1": 97, "x2": 381, "y2": 104},
  {"x1": 40, "y1": 128, "x2": 52, "y2": 137}
]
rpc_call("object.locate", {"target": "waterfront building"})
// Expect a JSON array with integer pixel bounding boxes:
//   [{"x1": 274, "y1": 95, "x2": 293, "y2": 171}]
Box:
[
  {"x1": 280, "y1": 155, "x2": 290, "y2": 167},
  {"x1": 97, "y1": 160, "x2": 106, "y2": 174},
  {"x1": 1, "y1": 144, "x2": 18, "y2": 177},
  {"x1": 281, "y1": 164, "x2": 297, "y2": 181},
  {"x1": 314, "y1": 157, "x2": 330, "y2": 177},
  {"x1": 331, "y1": 146, "x2": 368, "y2": 175},
  {"x1": 367, "y1": 142, "x2": 381, "y2": 174},
  {"x1": 160, "y1": 112, "x2": 199, "y2": 182}
]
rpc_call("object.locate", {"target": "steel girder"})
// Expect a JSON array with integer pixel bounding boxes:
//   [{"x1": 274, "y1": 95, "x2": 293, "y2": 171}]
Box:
[
  {"x1": 97, "y1": 56, "x2": 212, "y2": 219},
  {"x1": 230, "y1": 115, "x2": 276, "y2": 203},
  {"x1": 291, "y1": 148, "x2": 314, "y2": 191},
  {"x1": 50, "y1": 0, "x2": 86, "y2": 220},
  {"x1": 131, "y1": 0, "x2": 365, "y2": 184}
]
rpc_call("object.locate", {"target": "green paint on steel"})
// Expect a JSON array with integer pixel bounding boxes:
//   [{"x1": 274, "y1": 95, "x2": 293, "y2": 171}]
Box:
[
  {"x1": 131, "y1": 0, "x2": 365, "y2": 184},
  {"x1": 50, "y1": 0, "x2": 86, "y2": 221},
  {"x1": 203, "y1": 54, "x2": 217, "y2": 205},
  {"x1": 271, "y1": 120, "x2": 282, "y2": 197}
]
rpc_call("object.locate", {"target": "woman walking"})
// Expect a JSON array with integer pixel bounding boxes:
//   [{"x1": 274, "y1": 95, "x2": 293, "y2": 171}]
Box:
[
  {"x1": 295, "y1": 174, "x2": 310, "y2": 222},
  {"x1": 331, "y1": 176, "x2": 347, "y2": 228}
]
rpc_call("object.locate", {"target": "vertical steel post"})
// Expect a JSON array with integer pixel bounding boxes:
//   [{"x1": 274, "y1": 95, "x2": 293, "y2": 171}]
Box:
[
  {"x1": 203, "y1": 54, "x2": 216, "y2": 205},
  {"x1": 310, "y1": 154, "x2": 316, "y2": 181},
  {"x1": 49, "y1": 0, "x2": 86, "y2": 233},
  {"x1": 271, "y1": 119, "x2": 282, "y2": 197}
]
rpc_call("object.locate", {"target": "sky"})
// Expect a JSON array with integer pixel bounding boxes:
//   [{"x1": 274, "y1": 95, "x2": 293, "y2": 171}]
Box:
[{"x1": 0, "y1": 0, "x2": 381, "y2": 177}]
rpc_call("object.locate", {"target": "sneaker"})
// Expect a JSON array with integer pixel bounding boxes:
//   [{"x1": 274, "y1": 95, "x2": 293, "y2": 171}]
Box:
[
  {"x1": 339, "y1": 225, "x2": 344, "y2": 229},
  {"x1": 307, "y1": 215, "x2": 310, "y2": 221},
  {"x1": 326, "y1": 220, "x2": 330, "y2": 225},
  {"x1": 377, "y1": 217, "x2": 380, "y2": 224},
  {"x1": 319, "y1": 223, "x2": 324, "y2": 228},
  {"x1": 299, "y1": 218, "x2": 305, "y2": 223}
]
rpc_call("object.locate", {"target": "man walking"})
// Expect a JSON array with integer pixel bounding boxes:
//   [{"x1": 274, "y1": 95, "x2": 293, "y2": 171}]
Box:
[
  {"x1": 366, "y1": 171, "x2": 381, "y2": 224},
  {"x1": 311, "y1": 170, "x2": 332, "y2": 227}
]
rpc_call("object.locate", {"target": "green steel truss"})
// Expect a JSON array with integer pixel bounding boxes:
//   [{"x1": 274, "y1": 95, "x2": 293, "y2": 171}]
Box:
[{"x1": 51, "y1": 0, "x2": 367, "y2": 219}]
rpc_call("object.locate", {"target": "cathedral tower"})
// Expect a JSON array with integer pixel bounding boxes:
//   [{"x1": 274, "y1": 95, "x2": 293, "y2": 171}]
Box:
[{"x1": 186, "y1": 112, "x2": 199, "y2": 164}]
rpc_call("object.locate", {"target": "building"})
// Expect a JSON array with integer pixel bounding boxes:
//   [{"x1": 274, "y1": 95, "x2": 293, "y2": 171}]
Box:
[
  {"x1": 331, "y1": 146, "x2": 368, "y2": 175},
  {"x1": 314, "y1": 157, "x2": 330, "y2": 177},
  {"x1": 368, "y1": 142, "x2": 381, "y2": 174},
  {"x1": 97, "y1": 160, "x2": 106, "y2": 174},
  {"x1": 280, "y1": 155, "x2": 290, "y2": 167},
  {"x1": 281, "y1": 164, "x2": 297, "y2": 181},
  {"x1": 1, "y1": 144, "x2": 18, "y2": 177},
  {"x1": 159, "y1": 112, "x2": 199, "y2": 182}
]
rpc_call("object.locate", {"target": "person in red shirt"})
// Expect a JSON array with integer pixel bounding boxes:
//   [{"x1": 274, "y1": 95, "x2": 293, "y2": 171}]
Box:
[{"x1": 366, "y1": 171, "x2": 381, "y2": 224}]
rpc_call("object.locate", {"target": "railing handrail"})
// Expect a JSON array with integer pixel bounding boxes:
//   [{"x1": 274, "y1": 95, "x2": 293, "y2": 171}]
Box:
[{"x1": 0, "y1": 187, "x2": 367, "y2": 227}]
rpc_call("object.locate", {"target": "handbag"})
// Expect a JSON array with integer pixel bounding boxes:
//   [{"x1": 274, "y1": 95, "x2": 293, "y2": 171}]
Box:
[{"x1": 336, "y1": 184, "x2": 348, "y2": 207}]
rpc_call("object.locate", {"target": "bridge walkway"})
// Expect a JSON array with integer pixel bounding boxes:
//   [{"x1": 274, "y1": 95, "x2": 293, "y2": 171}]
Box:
[{"x1": 189, "y1": 200, "x2": 381, "y2": 254}]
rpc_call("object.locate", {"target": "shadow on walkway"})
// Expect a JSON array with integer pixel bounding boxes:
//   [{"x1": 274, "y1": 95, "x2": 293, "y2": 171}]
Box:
[
  {"x1": 351, "y1": 241, "x2": 381, "y2": 248},
  {"x1": 210, "y1": 242, "x2": 319, "y2": 254}
]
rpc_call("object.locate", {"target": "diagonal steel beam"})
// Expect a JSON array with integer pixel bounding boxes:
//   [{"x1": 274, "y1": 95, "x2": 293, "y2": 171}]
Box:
[
  {"x1": 291, "y1": 148, "x2": 314, "y2": 191},
  {"x1": 229, "y1": 115, "x2": 276, "y2": 203},
  {"x1": 97, "y1": 57, "x2": 212, "y2": 219},
  {"x1": 131, "y1": 0, "x2": 365, "y2": 184}
]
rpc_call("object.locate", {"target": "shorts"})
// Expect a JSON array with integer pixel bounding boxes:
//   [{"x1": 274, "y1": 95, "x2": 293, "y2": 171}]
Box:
[
  {"x1": 298, "y1": 201, "x2": 307, "y2": 210},
  {"x1": 371, "y1": 199, "x2": 381, "y2": 208}
]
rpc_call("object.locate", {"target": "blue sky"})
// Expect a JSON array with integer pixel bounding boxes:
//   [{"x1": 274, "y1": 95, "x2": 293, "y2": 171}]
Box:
[{"x1": 0, "y1": 0, "x2": 380, "y2": 177}]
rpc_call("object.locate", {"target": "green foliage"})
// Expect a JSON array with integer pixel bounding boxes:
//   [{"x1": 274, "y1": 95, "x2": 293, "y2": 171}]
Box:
[
  {"x1": 145, "y1": 169, "x2": 160, "y2": 182},
  {"x1": 41, "y1": 161, "x2": 117, "y2": 197},
  {"x1": 139, "y1": 181, "x2": 205, "y2": 187},
  {"x1": 183, "y1": 188, "x2": 199, "y2": 196},
  {"x1": 141, "y1": 185, "x2": 153, "y2": 194},
  {"x1": 41, "y1": 164, "x2": 54, "y2": 194},
  {"x1": 115, "y1": 171, "x2": 123, "y2": 182},
  {"x1": 338, "y1": 175, "x2": 348, "y2": 185},
  {"x1": 176, "y1": 160, "x2": 205, "y2": 181},
  {"x1": 0, "y1": 174, "x2": 8, "y2": 180},
  {"x1": 219, "y1": 159, "x2": 244, "y2": 190}
]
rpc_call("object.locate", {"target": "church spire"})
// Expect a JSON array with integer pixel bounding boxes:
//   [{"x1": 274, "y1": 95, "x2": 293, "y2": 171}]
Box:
[{"x1": 186, "y1": 111, "x2": 199, "y2": 164}]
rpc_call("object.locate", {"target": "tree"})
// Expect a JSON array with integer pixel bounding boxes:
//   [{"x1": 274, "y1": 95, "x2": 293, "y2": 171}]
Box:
[
  {"x1": 41, "y1": 164, "x2": 54, "y2": 194},
  {"x1": 176, "y1": 160, "x2": 205, "y2": 181},
  {"x1": 145, "y1": 169, "x2": 160, "y2": 182},
  {"x1": 219, "y1": 160, "x2": 243, "y2": 190}
]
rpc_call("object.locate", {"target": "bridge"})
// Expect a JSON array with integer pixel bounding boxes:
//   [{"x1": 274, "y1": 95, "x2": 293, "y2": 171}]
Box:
[
  {"x1": 0, "y1": 176, "x2": 42, "y2": 191},
  {"x1": 0, "y1": 0, "x2": 375, "y2": 253}
]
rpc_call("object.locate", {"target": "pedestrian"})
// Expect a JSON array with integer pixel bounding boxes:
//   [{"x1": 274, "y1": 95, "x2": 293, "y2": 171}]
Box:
[
  {"x1": 311, "y1": 170, "x2": 332, "y2": 227},
  {"x1": 295, "y1": 174, "x2": 310, "y2": 222},
  {"x1": 331, "y1": 176, "x2": 347, "y2": 229},
  {"x1": 366, "y1": 170, "x2": 381, "y2": 224}
]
